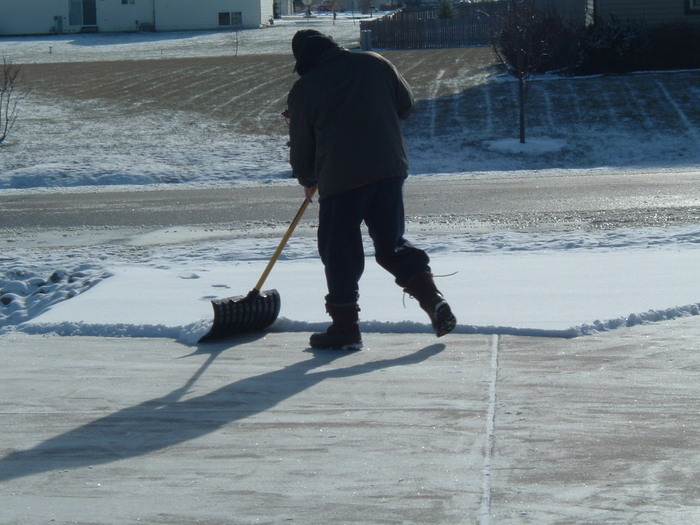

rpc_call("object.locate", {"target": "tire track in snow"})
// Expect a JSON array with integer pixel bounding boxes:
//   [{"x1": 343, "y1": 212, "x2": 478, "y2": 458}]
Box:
[
  {"x1": 147, "y1": 65, "x2": 235, "y2": 103},
  {"x1": 209, "y1": 65, "x2": 292, "y2": 114},
  {"x1": 116, "y1": 64, "x2": 225, "y2": 100},
  {"x1": 601, "y1": 87, "x2": 619, "y2": 123},
  {"x1": 81, "y1": 63, "x2": 178, "y2": 95},
  {"x1": 187, "y1": 63, "x2": 279, "y2": 103},
  {"x1": 623, "y1": 77, "x2": 653, "y2": 131},
  {"x1": 481, "y1": 85, "x2": 495, "y2": 137},
  {"x1": 246, "y1": 65, "x2": 298, "y2": 128},
  {"x1": 656, "y1": 79, "x2": 700, "y2": 145},
  {"x1": 219, "y1": 64, "x2": 293, "y2": 133},
  {"x1": 429, "y1": 69, "x2": 446, "y2": 138},
  {"x1": 445, "y1": 55, "x2": 469, "y2": 142},
  {"x1": 256, "y1": 93, "x2": 292, "y2": 134},
  {"x1": 541, "y1": 88, "x2": 557, "y2": 130},
  {"x1": 396, "y1": 52, "x2": 431, "y2": 78},
  {"x1": 565, "y1": 81, "x2": 583, "y2": 124}
]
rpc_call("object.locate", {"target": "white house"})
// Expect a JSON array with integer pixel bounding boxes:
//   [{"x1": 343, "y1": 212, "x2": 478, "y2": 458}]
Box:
[{"x1": 0, "y1": 0, "x2": 277, "y2": 36}]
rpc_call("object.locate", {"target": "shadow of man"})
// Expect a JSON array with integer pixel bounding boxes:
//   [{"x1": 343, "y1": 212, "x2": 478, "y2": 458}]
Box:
[{"x1": 0, "y1": 342, "x2": 446, "y2": 482}]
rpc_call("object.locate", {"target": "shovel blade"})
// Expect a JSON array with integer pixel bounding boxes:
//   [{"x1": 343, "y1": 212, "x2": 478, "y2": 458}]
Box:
[{"x1": 198, "y1": 289, "x2": 281, "y2": 343}]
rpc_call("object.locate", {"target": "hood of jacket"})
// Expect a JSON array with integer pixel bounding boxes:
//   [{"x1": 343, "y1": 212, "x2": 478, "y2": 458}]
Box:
[{"x1": 292, "y1": 30, "x2": 344, "y2": 76}]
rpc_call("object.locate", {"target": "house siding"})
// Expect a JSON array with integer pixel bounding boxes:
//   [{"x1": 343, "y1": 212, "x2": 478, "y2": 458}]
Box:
[
  {"x1": 0, "y1": 0, "x2": 271, "y2": 36},
  {"x1": 596, "y1": 0, "x2": 700, "y2": 25},
  {"x1": 98, "y1": 0, "x2": 156, "y2": 32},
  {"x1": 154, "y1": 0, "x2": 272, "y2": 31},
  {"x1": 0, "y1": 0, "x2": 69, "y2": 35}
]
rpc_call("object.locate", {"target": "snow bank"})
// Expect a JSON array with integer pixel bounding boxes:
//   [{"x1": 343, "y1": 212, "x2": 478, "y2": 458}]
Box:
[{"x1": 4, "y1": 229, "x2": 699, "y2": 345}]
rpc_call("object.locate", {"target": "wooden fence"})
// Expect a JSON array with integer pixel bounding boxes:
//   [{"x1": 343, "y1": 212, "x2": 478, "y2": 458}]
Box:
[{"x1": 360, "y1": 3, "x2": 505, "y2": 49}]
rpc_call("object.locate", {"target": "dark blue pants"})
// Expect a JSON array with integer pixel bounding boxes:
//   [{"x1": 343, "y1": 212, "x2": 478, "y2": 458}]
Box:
[{"x1": 318, "y1": 177, "x2": 431, "y2": 305}]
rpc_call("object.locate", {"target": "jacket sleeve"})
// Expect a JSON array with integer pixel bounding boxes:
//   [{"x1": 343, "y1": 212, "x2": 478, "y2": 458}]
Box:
[{"x1": 287, "y1": 84, "x2": 318, "y2": 187}]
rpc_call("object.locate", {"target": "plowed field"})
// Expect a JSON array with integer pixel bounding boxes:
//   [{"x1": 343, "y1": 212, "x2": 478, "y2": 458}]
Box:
[
  {"x1": 21, "y1": 48, "x2": 499, "y2": 136},
  {"x1": 14, "y1": 47, "x2": 700, "y2": 177}
]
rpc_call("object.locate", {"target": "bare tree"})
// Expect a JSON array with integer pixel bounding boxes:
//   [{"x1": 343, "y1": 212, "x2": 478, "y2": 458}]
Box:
[
  {"x1": 491, "y1": 0, "x2": 571, "y2": 143},
  {"x1": 1, "y1": 57, "x2": 26, "y2": 144}
]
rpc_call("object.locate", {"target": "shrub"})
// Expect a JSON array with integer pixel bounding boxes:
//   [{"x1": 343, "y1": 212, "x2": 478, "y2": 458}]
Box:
[
  {"x1": 575, "y1": 19, "x2": 700, "y2": 75},
  {"x1": 437, "y1": 0, "x2": 455, "y2": 19},
  {"x1": 640, "y1": 22, "x2": 700, "y2": 70},
  {"x1": 575, "y1": 17, "x2": 645, "y2": 74},
  {"x1": 492, "y1": 5, "x2": 580, "y2": 75}
]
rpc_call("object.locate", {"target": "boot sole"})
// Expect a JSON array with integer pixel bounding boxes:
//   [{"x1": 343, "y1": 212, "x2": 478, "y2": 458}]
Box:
[
  {"x1": 309, "y1": 331, "x2": 363, "y2": 351},
  {"x1": 434, "y1": 302, "x2": 457, "y2": 337},
  {"x1": 310, "y1": 341, "x2": 363, "y2": 351}
]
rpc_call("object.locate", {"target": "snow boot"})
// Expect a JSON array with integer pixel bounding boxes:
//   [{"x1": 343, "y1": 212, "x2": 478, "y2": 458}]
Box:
[
  {"x1": 404, "y1": 272, "x2": 457, "y2": 337},
  {"x1": 309, "y1": 302, "x2": 363, "y2": 350}
]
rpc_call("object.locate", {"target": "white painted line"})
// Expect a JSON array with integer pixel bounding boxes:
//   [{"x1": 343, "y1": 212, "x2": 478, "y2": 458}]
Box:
[{"x1": 480, "y1": 333, "x2": 499, "y2": 525}]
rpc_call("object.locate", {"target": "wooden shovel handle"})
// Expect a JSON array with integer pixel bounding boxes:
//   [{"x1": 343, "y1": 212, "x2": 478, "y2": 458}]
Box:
[{"x1": 253, "y1": 188, "x2": 316, "y2": 292}]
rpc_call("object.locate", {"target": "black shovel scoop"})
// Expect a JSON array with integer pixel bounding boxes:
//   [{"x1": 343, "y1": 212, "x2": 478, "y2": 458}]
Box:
[{"x1": 198, "y1": 193, "x2": 314, "y2": 343}]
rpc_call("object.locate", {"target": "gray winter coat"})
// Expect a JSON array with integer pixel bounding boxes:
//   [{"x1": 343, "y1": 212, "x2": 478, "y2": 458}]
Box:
[{"x1": 287, "y1": 46, "x2": 415, "y2": 199}]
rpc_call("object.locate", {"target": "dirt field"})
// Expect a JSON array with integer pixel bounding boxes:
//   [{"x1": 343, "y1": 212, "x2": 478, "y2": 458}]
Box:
[
  {"x1": 15, "y1": 48, "x2": 700, "y2": 175},
  {"x1": 21, "y1": 48, "x2": 499, "y2": 136}
]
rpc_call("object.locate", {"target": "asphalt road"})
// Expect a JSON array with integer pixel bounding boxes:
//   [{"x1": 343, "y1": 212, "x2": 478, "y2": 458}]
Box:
[{"x1": 2, "y1": 169, "x2": 700, "y2": 248}]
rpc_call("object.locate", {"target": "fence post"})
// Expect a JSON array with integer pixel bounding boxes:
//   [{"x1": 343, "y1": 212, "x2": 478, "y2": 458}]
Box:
[{"x1": 360, "y1": 29, "x2": 372, "y2": 50}]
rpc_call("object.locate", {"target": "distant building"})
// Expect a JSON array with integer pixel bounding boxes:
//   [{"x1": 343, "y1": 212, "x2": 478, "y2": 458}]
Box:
[
  {"x1": 0, "y1": 0, "x2": 277, "y2": 36},
  {"x1": 594, "y1": 0, "x2": 700, "y2": 25}
]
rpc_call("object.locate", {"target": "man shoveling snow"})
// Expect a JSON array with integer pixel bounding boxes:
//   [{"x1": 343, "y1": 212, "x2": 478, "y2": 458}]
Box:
[{"x1": 286, "y1": 29, "x2": 457, "y2": 350}]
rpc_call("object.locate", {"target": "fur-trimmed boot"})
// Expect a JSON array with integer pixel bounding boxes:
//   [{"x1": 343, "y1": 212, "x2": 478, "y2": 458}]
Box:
[
  {"x1": 309, "y1": 303, "x2": 363, "y2": 350},
  {"x1": 404, "y1": 272, "x2": 456, "y2": 337}
]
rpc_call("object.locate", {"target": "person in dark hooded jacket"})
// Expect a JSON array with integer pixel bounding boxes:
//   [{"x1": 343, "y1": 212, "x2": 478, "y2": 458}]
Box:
[{"x1": 287, "y1": 29, "x2": 456, "y2": 350}]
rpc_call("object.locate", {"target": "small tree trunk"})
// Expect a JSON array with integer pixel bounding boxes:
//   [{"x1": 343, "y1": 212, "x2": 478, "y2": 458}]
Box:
[
  {"x1": 518, "y1": 75, "x2": 526, "y2": 143},
  {"x1": 0, "y1": 59, "x2": 24, "y2": 144}
]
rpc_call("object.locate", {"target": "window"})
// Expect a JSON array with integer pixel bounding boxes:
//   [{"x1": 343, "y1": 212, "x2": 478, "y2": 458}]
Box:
[
  {"x1": 691, "y1": 0, "x2": 700, "y2": 11},
  {"x1": 219, "y1": 12, "x2": 243, "y2": 26}
]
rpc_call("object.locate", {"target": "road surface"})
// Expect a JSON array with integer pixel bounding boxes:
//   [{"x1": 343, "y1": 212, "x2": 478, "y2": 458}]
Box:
[{"x1": 1, "y1": 168, "x2": 699, "y2": 249}]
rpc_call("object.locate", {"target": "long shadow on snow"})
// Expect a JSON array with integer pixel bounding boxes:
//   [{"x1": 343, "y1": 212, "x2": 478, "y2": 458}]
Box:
[{"x1": 0, "y1": 342, "x2": 445, "y2": 482}]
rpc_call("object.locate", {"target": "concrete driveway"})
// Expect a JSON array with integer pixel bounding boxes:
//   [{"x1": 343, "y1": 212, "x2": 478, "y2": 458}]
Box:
[{"x1": 1, "y1": 318, "x2": 699, "y2": 524}]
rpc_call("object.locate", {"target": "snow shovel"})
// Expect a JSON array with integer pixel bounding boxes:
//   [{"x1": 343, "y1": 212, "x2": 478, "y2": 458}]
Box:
[{"x1": 198, "y1": 191, "x2": 314, "y2": 343}]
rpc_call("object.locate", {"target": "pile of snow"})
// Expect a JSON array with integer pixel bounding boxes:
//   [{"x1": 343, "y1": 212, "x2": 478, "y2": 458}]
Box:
[{"x1": 1, "y1": 267, "x2": 109, "y2": 327}]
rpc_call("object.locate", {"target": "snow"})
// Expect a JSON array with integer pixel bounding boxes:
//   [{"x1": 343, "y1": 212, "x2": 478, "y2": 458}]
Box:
[
  {"x1": 1, "y1": 15, "x2": 700, "y2": 346},
  {"x1": 485, "y1": 137, "x2": 567, "y2": 155},
  {"x1": 4, "y1": 223, "x2": 700, "y2": 345},
  {"x1": 21, "y1": 242, "x2": 700, "y2": 343},
  {"x1": 0, "y1": 14, "x2": 367, "y2": 64}
]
